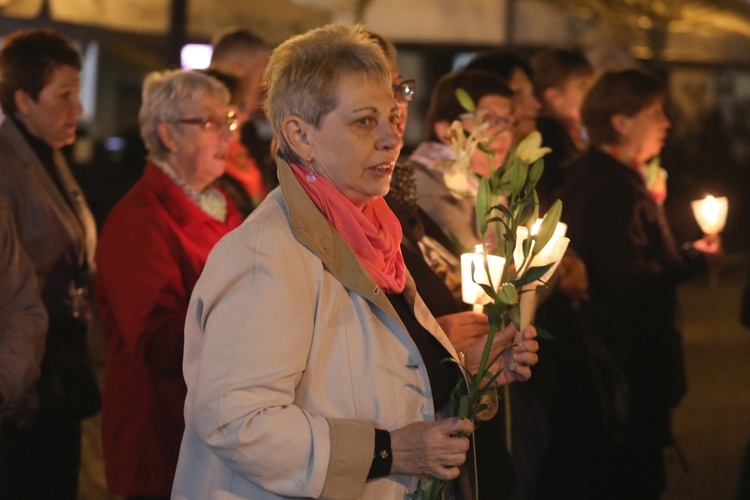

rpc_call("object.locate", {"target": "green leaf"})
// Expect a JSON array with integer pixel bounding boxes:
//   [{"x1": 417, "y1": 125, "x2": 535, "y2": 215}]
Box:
[
  {"x1": 492, "y1": 203, "x2": 514, "y2": 222},
  {"x1": 517, "y1": 199, "x2": 537, "y2": 227},
  {"x1": 475, "y1": 177, "x2": 491, "y2": 234},
  {"x1": 533, "y1": 199, "x2": 562, "y2": 256},
  {"x1": 507, "y1": 303, "x2": 521, "y2": 331},
  {"x1": 478, "y1": 282, "x2": 498, "y2": 301},
  {"x1": 485, "y1": 216, "x2": 511, "y2": 234},
  {"x1": 521, "y1": 233, "x2": 533, "y2": 260},
  {"x1": 504, "y1": 237, "x2": 515, "y2": 264},
  {"x1": 530, "y1": 190, "x2": 540, "y2": 226},
  {"x1": 527, "y1": 158, "x2": 545, "y2": 188},
  {"x1": 515, "y1": 263, "x2": 554, "y2": 286},
  {"x1": 497, "y1": 283, "x2": 518, "y2": 305},
  {"x1": 487, "y1": 303, "x2": 505, "y2": 330},
  {"x1": 510, "y1": 157, "x2": 527, "y2": 194},
  {"x1": 456, "y1": 88, "x2": 476, "y2": 113},
  {"x1": 458, "y1": 394, "x2": 470, "y2": 419}
]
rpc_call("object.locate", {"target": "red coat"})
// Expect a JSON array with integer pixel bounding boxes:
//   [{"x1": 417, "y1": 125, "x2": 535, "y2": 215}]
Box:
[{"x1": 95, "y1": 163, "x2": 242, "y2": 496}]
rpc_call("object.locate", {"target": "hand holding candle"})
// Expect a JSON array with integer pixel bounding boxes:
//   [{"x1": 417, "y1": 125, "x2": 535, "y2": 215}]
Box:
[
  {"x1": 691, "y1": 195, "x2": 728, "y2": 239},
  {"x1": 690, "y1": 195, "x2": 727, "y2": 288}
]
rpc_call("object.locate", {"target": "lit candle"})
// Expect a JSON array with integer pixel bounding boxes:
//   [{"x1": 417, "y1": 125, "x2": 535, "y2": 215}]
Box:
[
  {"x1": 514, "y1": 227, "x2": 570, "y2": 284},
  {"x1": 691, "y1": 195, "x2": 728, "y2": 236},
  {"x1": 461, "y1": 244, "x2": 505, "y2": 313},
  {"x1": 513, "y1": 226, "x2": 570, "y2": 340}
]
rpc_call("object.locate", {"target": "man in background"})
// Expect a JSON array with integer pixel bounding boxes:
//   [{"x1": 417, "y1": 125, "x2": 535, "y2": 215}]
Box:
[{"x1": 210, "y1": 28, "x2": 274, "y2": 213}]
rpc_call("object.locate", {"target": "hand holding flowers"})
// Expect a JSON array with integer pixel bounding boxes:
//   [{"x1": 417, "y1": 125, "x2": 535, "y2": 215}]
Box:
[{"x1": 408, "y1": 88, "x2": 561, "y2": 500}]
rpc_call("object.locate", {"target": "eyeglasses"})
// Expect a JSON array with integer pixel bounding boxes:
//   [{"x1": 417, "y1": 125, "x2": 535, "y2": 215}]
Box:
[
  {"x1": 393, "y1": 79, "x2": 416, "y2": 103},
  {"x1": 459, "y1": 112, "x2": 516, "y2": 131},
  {"x1": 174, "y1": 111, "x2": 239, "y2": 132}
]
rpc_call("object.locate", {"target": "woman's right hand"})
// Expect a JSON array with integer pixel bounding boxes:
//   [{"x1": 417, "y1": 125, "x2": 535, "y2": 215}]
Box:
[{"x1": 389, "y1": 418, "x2": 474, "y2": 480}]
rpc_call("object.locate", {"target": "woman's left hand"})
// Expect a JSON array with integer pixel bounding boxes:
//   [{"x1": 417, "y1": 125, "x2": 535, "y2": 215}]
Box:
[
  {"x1": 436, "y1": 311, "x2": 489, "y2": 347},
  {"x1": 461, "y1": 324, "x2": 538, "y2": 386}
]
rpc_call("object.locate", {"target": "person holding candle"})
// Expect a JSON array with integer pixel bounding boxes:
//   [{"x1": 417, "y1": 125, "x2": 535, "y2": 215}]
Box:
[
  {"x1": 411, "y1": 69, "x2": 516, "y2": 252},
  {"x1": 367, "y1": 31, "x2": 495, "y2": 353},
  {"x1": 95, "y1": 69, "x2": 243, "y2": 498},
  {"x1": 370, "y1": 33, "x2": 521, "y2": 498},
  {"x1": 171, "y1": 24, "x2": 538, "y2": 500},
  {"x1": 558, "y1": 68, "x2": 722, "y2": 499}
]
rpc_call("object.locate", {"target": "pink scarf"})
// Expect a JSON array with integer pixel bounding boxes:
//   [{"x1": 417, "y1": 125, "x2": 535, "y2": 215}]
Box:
[{"x1": 290, "y1": 162, "x2": 406, "y2": 294}]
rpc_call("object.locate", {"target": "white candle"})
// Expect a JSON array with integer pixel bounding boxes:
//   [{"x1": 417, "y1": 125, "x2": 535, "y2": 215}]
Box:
[
  {"x1": 691, "y1": 195, "x2": 728, "y2": 235},
  {"x1": 461, "y1": 244, "x2": 505, "y2": 310},
  {"x1": 514, "y1": 227, "x2": 570, "y2": 283}
]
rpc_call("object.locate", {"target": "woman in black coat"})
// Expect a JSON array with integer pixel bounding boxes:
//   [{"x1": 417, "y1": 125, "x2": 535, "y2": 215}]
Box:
[{"x1": 557, "y1": 68, "x2": 721, "y2": 499}]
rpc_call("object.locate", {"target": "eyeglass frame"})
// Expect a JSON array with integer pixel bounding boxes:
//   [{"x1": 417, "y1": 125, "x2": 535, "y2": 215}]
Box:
[
  {"x1": 392, "y1": 79, "x2": 416, "y2": 104},
  {"x1": 173, "y1": 110, "x2": 239, "y2": 132},
  {"x1": 458, "y1": 111, "x2": 516, "y2": 131}
]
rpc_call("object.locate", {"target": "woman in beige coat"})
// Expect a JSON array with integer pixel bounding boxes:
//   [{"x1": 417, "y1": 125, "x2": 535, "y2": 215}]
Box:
[{"x1": 172, "y1": 23, "x2": 538, "y2": 500}]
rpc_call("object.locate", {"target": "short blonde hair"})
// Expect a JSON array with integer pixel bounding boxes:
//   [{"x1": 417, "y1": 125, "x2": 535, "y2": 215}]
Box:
[
  {"x1": 139, "y1": 69, "x2": 230, "y2": 161},
  {"x1": 263, "y1": 23, "x2": 390, "y2": 160}
]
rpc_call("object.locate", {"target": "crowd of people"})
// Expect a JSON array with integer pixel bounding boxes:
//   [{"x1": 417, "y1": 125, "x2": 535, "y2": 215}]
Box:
[{"x1": 0, "y1": 19, "x2": 732, "y2": 500}]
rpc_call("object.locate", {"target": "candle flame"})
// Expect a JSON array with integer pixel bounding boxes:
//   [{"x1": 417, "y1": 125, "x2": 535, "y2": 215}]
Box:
[
  {"x1": 703, "y1": 195, "x2": 719, "y2": 224},
  {"x1": 691, "y1": 195, "x2": 728, "y2": 235}
]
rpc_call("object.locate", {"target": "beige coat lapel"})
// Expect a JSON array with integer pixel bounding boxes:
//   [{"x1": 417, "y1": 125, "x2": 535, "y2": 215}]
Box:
[{"x1": 277, "y1": 156, "x2": 459, "y2": 360}]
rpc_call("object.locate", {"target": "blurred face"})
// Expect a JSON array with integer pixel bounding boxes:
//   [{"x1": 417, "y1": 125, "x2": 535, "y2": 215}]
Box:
[
  {"x1": 547, "y1": 74, "x2": 591, "y2": 124},
  {"x1": 307, "y1": 73, "x2": 402, "y2": 209},
  {"x1": 16, "y1": 65, "x2": 82, "y2": 148},
  {"x1": 461, "y1": 94, "x2": 514, "y2": 176},
  {"x1": 508, "y1": 68, "x2": 541, "y2": 142},
  {"x1": 170, "y1": 92, "x2": 235, "y2": 192},
  {"x1": 615, "y1": 97, "x2": 671, "y2": 165},
  {"x1": 241, "y1": 51, "x2": 269, "y2": 118},
  {"x1": 385, "y1": 56, "x2": 409, "y2": 137}
]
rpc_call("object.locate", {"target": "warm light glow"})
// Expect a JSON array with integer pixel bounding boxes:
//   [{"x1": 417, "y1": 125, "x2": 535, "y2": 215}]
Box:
[
  {"x1": 691, "y1": 195, "x2": 728, "y2": 235},
  {"x1": 514, "y1": 227, "x2": 570, "y2": 283},
  {"x1": 180, "y1": 43, "x2": 213, "y2": 70},
  {"x1": 461, "y1": 245, "x2": 505, "y2": 306}
]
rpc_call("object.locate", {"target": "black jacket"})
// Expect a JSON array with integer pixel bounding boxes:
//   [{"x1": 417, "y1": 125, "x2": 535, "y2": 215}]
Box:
[{"x1": 557, "y1": 148, "x2": 703, "y2": 445}]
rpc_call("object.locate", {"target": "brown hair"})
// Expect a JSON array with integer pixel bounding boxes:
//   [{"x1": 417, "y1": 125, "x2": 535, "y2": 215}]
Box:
[
  {"x1": 0, "y1": 28, "x2": 81, "y2": 115},
  {"x1": 581, "y1": 68, "x2": 664, "y2": 147},
  {"x1": 531, "y1": 48, "x2": 593, "y2": 102},
  {"x1": 425, "y1": 69, "x2": 513, "y2": 142}
]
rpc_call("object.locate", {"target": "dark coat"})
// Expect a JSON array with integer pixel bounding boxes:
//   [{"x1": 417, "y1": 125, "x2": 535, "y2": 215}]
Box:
[
  {"x1": 536, "y1": 115, "x2": 582, "y2": 213},
  {"x1": 558, "y1": 148, "x2": 703, "y2": 445},
  {"x1": 0, "y1": 117, "x2": 100, "y2": 421}
]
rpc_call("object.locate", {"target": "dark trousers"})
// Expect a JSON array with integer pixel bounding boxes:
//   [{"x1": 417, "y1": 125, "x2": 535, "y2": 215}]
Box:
[
  {"x1": 590, "y1": 442, "x2": 666, "y2": 500},
  {"x1": 0, "y1": 418, "x2": 82, "y2": 500},
  {"x1": 736, "y1": 438, "x2": 750, "y2": 500}
]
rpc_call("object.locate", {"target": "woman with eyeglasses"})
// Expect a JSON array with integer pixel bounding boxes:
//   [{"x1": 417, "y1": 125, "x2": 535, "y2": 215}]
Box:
[
  {"x1": 94, "y1": 69, "x2": 242, "y2": 499},
  {"x1": 410, "y1": 69, "x2": 515, "y2": 252},
  {"x1": 367, "y1": 36, "x2": 523, "y2": 498}
]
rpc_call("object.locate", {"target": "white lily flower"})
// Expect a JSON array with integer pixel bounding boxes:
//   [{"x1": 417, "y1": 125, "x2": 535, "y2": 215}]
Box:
[
  {"x1": 444, "y1": 169, "x2": 474, "y2": 198},
  {"x1": 516, "y1": 131, "x2": 552, "y2": 164}
]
